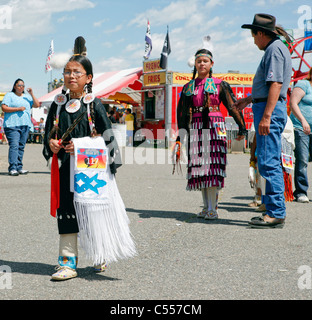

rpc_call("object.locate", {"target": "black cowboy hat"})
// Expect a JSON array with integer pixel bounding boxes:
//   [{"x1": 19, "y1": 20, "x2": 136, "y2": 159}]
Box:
[{"x1": 241, "y1": 13, "x2": 277, "y2": 36}]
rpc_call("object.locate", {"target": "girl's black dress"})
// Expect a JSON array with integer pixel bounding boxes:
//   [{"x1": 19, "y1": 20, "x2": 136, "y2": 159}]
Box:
[{"x1": 43, "y1": 97, "x2": 121, "y2": 234}]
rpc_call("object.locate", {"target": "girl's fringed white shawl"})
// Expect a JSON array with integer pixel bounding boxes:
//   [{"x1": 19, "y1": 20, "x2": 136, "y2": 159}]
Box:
[{"x1": 71, "y1": 136, "x2": 136, "y2": 265}]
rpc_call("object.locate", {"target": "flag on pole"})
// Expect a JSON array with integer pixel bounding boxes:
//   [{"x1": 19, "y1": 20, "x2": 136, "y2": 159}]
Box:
[
  {"x1": 45, "y1": 40, "x2": 54, "y2": 73},
  {"x1": 160, "y1": 27, "x2": 171, "y2": 69},
  {"x1": 143, "y1": 20, "x2": 152, "y2": 60}
]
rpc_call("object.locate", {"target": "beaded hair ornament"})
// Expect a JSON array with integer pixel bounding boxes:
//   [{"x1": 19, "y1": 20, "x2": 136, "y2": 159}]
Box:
[{"x1": 187, "y1": 36, "x2": 213, "y2": 68}]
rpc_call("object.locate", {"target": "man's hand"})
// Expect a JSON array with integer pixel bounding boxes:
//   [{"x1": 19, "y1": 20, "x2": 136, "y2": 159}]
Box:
[
  {"x1": 258, "y1": 82, "x2": 282, "y2": 136},
  {"x1": 258, "y1": 115, "x2": 271, "y2": 136},
  {"x1": 232, "y1": 96, "x2": 252, "y2": 111}
]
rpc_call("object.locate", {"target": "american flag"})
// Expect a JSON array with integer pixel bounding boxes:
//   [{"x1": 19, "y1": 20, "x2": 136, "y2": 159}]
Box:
[
  {"x1": 143, "y1": 20, "x2": 152, "y2": 60},
  {"x1": 45, "y1": 40, "x2": 54, "y2": 73}
]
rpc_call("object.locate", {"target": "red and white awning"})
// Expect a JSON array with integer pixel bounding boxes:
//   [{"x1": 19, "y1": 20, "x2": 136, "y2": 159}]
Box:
[{"x1": 39, "y1": 67, "x2": 143, "y2": 105}]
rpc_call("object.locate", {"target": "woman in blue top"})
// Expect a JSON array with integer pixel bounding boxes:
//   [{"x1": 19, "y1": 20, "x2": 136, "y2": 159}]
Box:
[
  {"x1": 290, "y1": 67, "x2": 312, "y2": 203},
  {"x1": 1, "y1": 78, "x2": 39, "y2": 176}
]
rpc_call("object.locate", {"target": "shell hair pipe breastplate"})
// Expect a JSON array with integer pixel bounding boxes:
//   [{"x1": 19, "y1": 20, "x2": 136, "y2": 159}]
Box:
[{"x1": 52, "y1": 90, "x2": 96, "y2": 137}]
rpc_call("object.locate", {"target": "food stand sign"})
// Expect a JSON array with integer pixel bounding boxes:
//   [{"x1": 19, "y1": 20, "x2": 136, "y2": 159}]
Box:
[
  {"x1": 172, "y1": 72, "x2": 254, "y2": 85},
  {"x1": 143, "y1": 72, "x2": 167, "y2": 86},
  {"x1": 143, "y1": 59, "x2": 162, "y2": 73}
]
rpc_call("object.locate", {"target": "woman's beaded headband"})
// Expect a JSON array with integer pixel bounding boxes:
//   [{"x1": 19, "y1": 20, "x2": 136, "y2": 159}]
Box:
[{"x1": 195, "y1": 53, "x2": 213, "y2": 61}]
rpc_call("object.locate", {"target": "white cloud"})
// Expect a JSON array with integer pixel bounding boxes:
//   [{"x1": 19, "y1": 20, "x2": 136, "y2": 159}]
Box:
[
  {"x1": 102, "y1": 41, "x2": 113, "y2": 48},
  {"x1": 93, "y1": 19, "x2": 109, "y2": 28},
  {"x1": 215, "y1": 31, "x2": 261, "y2": 63},
  {"x1": 57, "y1": 15, "x2": 76, "y2": 23},
  {"x1": 254, "y1": 0, "x2": 266, "y2": 6},
  {"x1": 125, "y1": 43, "x2": 142, "y2": 52},
  {"x1": 0, "y1": 0, "x2": 95, "y2": 43},
  {"x1": 205, "y1": 0, "x2": 225, "y2": 8},
  {"x1": 103, "y1": 24, "x2": 123, "y2": 34},
  {"x1": 0, "y1": 81, "x2": 12, "y2": 92},
  {"x1": 254, "y1": 0, "x2": 293, "y2": 6},
  {"x1": 129, "y1": 0, "x2": 198, "y2": 27},
  {"x1": 127, "y1": 0, "x2": 293, "y2": 73},
  {"x1": 96, "y1": 57, "x2": 130, "y2": 72},
  {"x1": 126, "y1": 0, "x2": 247, "y2": 72}
]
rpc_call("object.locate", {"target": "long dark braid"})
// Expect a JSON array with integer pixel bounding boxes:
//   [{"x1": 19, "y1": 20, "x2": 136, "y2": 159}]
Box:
[
  {"x1": 192, "y1": 66, "x2": 197, "y2": 80},
  {"x1": 86, "y1": 79, "x2": 97, "y2": 137}
]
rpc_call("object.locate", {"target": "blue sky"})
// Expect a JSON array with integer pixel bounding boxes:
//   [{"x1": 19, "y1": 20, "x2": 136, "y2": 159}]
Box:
[{"x1": 0, "y1": 0, "x2": 311, "y2": 98}]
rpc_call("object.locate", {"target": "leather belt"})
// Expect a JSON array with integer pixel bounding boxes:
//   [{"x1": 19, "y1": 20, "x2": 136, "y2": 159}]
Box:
[
  {"x1": 192, "y1": 105, "x2": 220, "y2": 113},
  {"x1": 208, "y1": 105, "x2": 220, "y2": 112},
  {"x1": 192, "y1": 106, "x2": 204, "y2": 113},
  {"x1": 252, "y1": 96, "x2": 286, "y2": 104}
]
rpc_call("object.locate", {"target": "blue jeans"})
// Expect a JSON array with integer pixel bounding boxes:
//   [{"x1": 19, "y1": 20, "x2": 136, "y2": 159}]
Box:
[
  {"x1": 4, "y1": 125, "x2": 29, "y2": 172},
  {"x1": 293, "y1": 129, "x2": 310, "y2": 198},
  {"x1": 252, "y1": 101, "x2": 287, "y2": 219}
]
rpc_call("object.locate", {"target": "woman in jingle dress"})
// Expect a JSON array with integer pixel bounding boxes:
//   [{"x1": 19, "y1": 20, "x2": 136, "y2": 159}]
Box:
[{"x1": 177, "y1": 49, "x2": 247, "y2": 219}]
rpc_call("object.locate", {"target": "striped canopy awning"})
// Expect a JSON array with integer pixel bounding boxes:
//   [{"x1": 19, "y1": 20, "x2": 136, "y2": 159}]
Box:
[{"x1": 39, "y1": 67, "x2": 143, "y2": 106}]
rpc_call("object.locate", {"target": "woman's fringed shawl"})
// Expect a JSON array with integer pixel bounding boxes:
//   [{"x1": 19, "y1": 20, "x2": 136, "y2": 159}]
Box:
[{"x1": 71, "y1": 136, "x2": 136, "y2": 265}]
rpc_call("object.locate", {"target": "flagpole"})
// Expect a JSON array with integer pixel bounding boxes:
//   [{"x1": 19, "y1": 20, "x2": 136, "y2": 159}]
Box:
[
  {"x1": 167, "y1": 25, "x2": 169, "y2": 70},
  {"x1": 51, "y1": 38, "x2": 53, "y2": 85}
]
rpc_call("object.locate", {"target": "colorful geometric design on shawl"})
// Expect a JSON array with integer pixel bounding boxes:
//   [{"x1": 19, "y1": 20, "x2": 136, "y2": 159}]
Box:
[
  {"x1": 184, "y1": 78, "x2": 217, "y2": 96},
  {"x1": 74, "y1": 172, "x2": 107, "y2": 194},
  {"x1": 204, "y1": 78, "x2": 217, "y2": 94},
  {"x1": 184, "y1": 80, "x2": 195, "y2": 96}
]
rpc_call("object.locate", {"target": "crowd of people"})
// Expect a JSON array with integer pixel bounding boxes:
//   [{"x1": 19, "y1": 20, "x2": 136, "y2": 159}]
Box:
[
  {"x1": 0, "y1": 13, "x2": 312, "y2": 280},
  {"x1": 107, "y1": 106, "x2": 136, "y2": 146}
]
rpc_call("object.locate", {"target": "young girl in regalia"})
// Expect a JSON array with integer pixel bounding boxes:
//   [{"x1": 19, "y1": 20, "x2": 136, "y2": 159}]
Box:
[
  {"x1": 43, "y1": 36, "x2": 136, "y2": 280},
  {"x1": 176, "y1": 48, "x2": 247, "y2": 219}
]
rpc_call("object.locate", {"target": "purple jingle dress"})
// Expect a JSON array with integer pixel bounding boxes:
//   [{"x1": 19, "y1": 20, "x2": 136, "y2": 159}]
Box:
[
  {"x1": 187, "y1": 77, "x2": 227, "y2": 190},
  {"x1": 177, "y1": 77, "x2": 246, "y2": 191}
]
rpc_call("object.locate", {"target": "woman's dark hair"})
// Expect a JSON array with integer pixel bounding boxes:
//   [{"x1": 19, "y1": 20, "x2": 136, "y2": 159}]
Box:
[
  {"x1": 12, "y1": 78, "x2": 24, "y2": 93},
  {"x1": 192, "y1": 49, "x2": 213, "y2": 80}
]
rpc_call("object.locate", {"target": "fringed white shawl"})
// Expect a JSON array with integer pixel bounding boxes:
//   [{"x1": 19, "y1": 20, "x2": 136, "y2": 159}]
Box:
[{"x1": 71, "y1": 136, "x2": 136, "y2": 265}]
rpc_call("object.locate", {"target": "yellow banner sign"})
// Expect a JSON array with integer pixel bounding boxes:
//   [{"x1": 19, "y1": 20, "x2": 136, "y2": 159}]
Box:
[
  {"x1": 172, "y1": 73, "x2": 193, "y2": 84},
  {"x1": 215, "y1": 73, "x2": 255, "y2": 85},
  {"x1": 143, "y1": 72, "x2": 166, "y2": 86},
  {"x1": 172, "y1": 72, "x2": 255, "y2": 85},
  {"x1": 143, "y1": 59, "x2": 162, "y2": 73}
]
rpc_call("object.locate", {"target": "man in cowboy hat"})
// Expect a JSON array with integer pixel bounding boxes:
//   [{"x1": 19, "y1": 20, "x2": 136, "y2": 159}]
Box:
[{"x1": 233, "y1": 13, "x2": 292, "y2": 228}]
